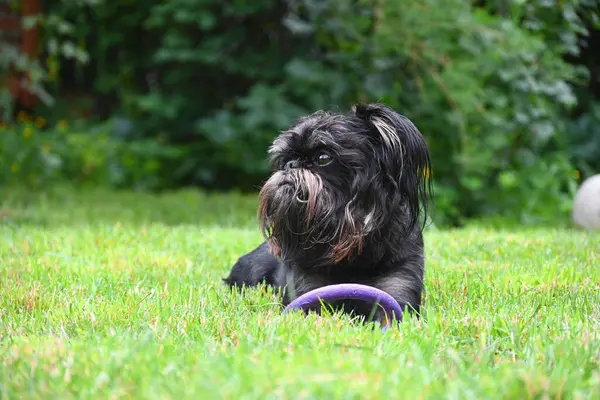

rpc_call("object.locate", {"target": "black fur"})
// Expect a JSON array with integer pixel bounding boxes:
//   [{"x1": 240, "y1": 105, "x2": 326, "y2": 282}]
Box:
[{"x1": 223, "y1": 103, "x2": 433, "y2": 323}]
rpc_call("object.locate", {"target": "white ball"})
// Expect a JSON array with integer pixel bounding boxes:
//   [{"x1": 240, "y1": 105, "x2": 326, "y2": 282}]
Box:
[{"x1": 572, "y1": 173, "x2": 600, "y2": 231}]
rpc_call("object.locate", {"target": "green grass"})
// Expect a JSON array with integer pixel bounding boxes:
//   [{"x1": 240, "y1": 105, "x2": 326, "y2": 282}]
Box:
[{"x1": 1, "y1": 187, "x2": 599, "y2": 399}]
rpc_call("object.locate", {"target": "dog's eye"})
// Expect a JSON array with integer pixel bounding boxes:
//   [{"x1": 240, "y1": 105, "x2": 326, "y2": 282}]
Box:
[{"x1": 315, "y1": 152, "x2": 333, "y2": 166}]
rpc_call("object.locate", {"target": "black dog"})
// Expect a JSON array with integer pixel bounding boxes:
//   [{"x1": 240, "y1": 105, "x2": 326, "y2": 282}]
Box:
[{"x1": 224, "y1": 103, "x2": 433, "y2": 323}]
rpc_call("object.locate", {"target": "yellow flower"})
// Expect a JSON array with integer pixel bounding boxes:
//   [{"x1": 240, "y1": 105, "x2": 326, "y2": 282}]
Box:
[
  {"x1": 573, "y1": 170, "x2": 581, "y2": 180},
  {"x1": 35, "y1": 116, "x2": 46, "y2": 129},
  {"x1": 57, "y1": 120, "x2": 69, "y2": 131},
  {"x1": 23, "y1": 125, "x2": 33, "y2": 138},
  {"x1": 17, "y1": 111, "x2": 30, "y2": 123},
  {"x1": 11, "y1": 163, "x2": 20, "y2": 173}
]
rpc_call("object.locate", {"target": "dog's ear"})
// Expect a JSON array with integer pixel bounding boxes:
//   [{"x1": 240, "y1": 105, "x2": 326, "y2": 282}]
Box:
[{"x1": 351, "y1": 103, "x2": 434, "y2": 229}]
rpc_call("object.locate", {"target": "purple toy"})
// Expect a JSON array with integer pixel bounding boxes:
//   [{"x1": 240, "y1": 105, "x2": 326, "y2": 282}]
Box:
[{"x1": 282, "y1": 283, "x2": 403, "y2": 328}]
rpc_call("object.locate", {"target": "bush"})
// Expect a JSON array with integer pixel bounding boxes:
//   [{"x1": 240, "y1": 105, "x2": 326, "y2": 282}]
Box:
[
  {"x1": 0, "y1": 115, "x2": 181, "y2": 190},
  {"x1": 2, "y1": 0, "x2": 598, "y2": 226},
  {"x1": 0, "y1": 115, "x2": 63, "y2": 187},
  {"x1": 568, "y1": 100, "x2": 600, "y2": 175}
]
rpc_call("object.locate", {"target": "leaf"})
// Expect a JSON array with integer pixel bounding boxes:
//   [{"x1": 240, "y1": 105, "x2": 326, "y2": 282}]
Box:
[
  {"x1": 75, "y1": 49, "x2": 91, "y2": 64},
  {"x1": 283, "y1": 16, "x2": 314, "y2": 35},
  {"x1": 47, "y1": 39, "x2": 59, "y2": 55},
  {"x1": 498, "y1": 171, "x2": 519, "y2": 189},
  {"x1": 57, "y1": 21, "x2": 74, "y2": 34},
  {"x1": 61, "y1": 42, "x2": 77, "y2": 58},
  {"x1": 21, "y1": 15, "x2": 41, "y2": 29}
]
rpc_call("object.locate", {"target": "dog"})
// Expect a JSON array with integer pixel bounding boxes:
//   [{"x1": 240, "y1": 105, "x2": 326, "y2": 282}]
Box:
[{"x1": 223, "y1": 103, "x2": 433, "y2": 323}]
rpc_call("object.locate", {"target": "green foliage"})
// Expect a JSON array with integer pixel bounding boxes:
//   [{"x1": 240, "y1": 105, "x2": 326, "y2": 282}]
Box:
[
  {"x1": 568, "y1": 100, "x2": 600, "y2": 175},
  {"x1": 0, "y1": 0, "x2": 93, "y2": 118},
  {"x1": 276, "y1": 0, "x2": 585, "y2": 225},
  {"x1": 1, "y1": 0, "x2": 598, "y2": 225},
  {"x1": 0, "y1": 116, "x2": 61, "y2": 186},
  {"x1": 0, "y1": 116, "x2": 181, "y2": 190},
  {"x1": 0, "y1": 35, "x2": 51, "y2": 119}
]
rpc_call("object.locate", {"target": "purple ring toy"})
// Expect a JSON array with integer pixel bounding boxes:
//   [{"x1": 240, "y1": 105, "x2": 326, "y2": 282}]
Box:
[{"x1": 282, "y1": 283, "x2": 403, "y2": 327}]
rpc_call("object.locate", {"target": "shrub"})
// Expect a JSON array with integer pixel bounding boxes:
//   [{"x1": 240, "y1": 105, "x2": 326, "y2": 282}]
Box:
[
  {"x1": 0, "y1": 114, "x2": 63, "y2": 187},
  {"x1": 0, "y1": 115, "x2": 181, "y2": 190},
  {"x1": 2, "y1": 0, "x2": 598, "y2": 226}
]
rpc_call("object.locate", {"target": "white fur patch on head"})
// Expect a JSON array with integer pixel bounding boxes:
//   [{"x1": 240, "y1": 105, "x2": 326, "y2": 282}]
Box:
[
  {"x1": 371, "y1": 116, "x2": 405, "y2": 176},
  {"x1": 269, "y1": 139, "x2": 285, "y2": 155},
  {"x1": 371, "y1": 117, "x2": 401, "y2": 152},
  {"x1": 363, "y1": 208, "x2": 376, "y2": 233}
]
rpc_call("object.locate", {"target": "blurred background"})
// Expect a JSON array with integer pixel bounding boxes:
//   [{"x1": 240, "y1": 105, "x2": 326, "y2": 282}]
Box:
[{"x1": 1, "y1": 0, "x2": 599, "y2": 227}]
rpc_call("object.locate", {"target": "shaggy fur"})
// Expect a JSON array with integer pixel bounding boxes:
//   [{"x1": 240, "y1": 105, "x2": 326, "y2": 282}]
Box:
[{"x1": 223, "y1": 103, "x2": 433, "y2": 323}]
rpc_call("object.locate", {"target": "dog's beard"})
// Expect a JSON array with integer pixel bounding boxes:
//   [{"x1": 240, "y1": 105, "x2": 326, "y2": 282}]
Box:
[{"x1": 258, "y1": 169, "x2": 365, "y2": 265}]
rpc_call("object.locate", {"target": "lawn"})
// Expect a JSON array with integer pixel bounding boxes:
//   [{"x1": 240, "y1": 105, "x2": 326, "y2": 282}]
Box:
[{"x1": 0, "y1": 187, "x2": 599, "y2": 399}]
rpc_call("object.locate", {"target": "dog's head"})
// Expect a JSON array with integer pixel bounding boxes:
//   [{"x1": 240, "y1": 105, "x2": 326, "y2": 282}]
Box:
[{"x1": 258, "y1": 103, "x2": 432, "y2": 264}]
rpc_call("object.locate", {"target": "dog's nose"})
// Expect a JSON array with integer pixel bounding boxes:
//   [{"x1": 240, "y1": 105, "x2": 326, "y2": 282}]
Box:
[{"x1": 285, "y1": 160, "x2": 301, "y2": 170}]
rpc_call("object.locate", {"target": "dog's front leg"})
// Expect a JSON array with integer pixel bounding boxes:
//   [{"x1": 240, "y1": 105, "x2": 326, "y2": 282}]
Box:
[{"x1": 223, "y1": 241, "x2": 284, "y2": 290}]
